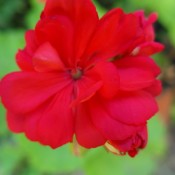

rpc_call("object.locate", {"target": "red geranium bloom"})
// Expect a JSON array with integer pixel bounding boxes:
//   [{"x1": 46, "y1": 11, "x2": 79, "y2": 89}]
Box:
[{"x1": 0, "y1": 0, "x2": 164, "y2": 157}]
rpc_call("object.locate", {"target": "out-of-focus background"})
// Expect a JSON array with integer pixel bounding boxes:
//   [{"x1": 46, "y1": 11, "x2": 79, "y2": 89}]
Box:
[{"x1": 0, "y1": 0, "x2": 174, "y2": 174}]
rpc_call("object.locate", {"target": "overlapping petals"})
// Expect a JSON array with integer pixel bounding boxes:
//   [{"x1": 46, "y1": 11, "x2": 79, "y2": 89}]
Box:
[
  {"x1": 75, "y1": 103, "x2": 106, "y2": 148},
  {"x1": 85, "y1": 8, "x2": 139, "y2": 61},
  {"x1": 0, "y1": 0, "x2": 164, "y2": 157}
]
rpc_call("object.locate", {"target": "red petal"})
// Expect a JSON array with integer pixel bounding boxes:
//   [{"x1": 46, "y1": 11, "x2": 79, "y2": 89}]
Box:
[
  {"x1": 134, "y1": 11, "x2": 157, "y2": 41},
  {"x1": 144, "y1": 13, "x2": 157, "y2": 41},
  {"x1": 72, "y1": 77, "x2": 102, "y2": 107},
  {"x1": 16, "y1": 30, "x2": 38, "y2": 71},
  {"x1": 36, "y1": 15, "x2": 74, "y2": 66},
  {"x1": 35, "y1": 85, "x2": 74, "y2": 148},
  {"x1": 88, "y1": 96, "x2": 143, "y2": 140},
  {"x1": 85, "y1": 8, "x2": 138, "y2": 60},
  {"x1": 110, "y1": 125, "x2": 148, "y2": 157},
  {"x1": 104, "y1": 91, "x2": 158, "y2": 125},
  {"x1": 43, "y1": 0, "x2": 99, "y2": 63},
  {"x1": 33, "y1": 42, "x2": 65, "y2": 72},
  {"x1": 0, "y1": 72, "x2": 72, "y2": 114},
  {"x1": 137, "y1": 42, "x2": 164, "y2": 56},
  {"x1": 71, "y1": 67, "x2": 103, "y2": 106},
  {"x1": 7, "y1": 111, "x2": 25, "y2": 133},
  {"x1": 24, "y1": 112, "x2": 41, "y2": 141},
  {"x1": 10, "y1": 85, "x2": 74, "y2": 148},
  {"x1": 16, "y1": 50, "x2": 34, "y2": 71},
  {"x1": 115, "y1": 55, "x2": 161, "y2": 76},
  {"x1": 118, "y1": 67, "x2": 155, "y2": 91},
  {"x1": 25, "y1": 30, "x2": 38, "y2": 55},
  {"x1": 75, "y1": 103, "x2": 106, "y2": 148},
  {"x1": 144, "y1": 80, "x2": 162, "y2": 96},
  {"x1": 93, "y1": 61, "x2": 119, "y2": 98}
]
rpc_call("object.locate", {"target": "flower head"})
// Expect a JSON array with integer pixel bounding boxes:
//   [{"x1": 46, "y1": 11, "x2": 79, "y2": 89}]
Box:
[{"x1": 0, "y1": 0, "x2": 164, "y2": 157}]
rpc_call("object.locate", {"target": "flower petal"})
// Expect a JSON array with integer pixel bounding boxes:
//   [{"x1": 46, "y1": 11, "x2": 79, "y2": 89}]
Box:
[
  {"x1": 115, "y1": 56, "x2": 161, "y2": 76},
  {"x1": 71, "y1": 68, "x2": 103, "y2": 106},
  {"x1": 75, "y1": 103, "x2": 106, "y2": 148},
  {"x1": 24, "y1": 112, "x2": 41, "y2": 141},
  {"x1": 136, "y1": 42, "x2": 164, "y2": 56},
  {"x1": 88, "y1": 96, "x2": 143, "y2": 140},
  {"x1": 33, "y1": 42, "x2": 65, "y2": 72},
  {"x1": 110, "y1": 125, "x2": 148, "y2": 157},
  {"x1": 0, "y1": 72, "x2": 72, "y2": 114},
  {"x1": 115, "y1": 56, "x2": 160, "y2": 91},
  {"x1": 86, "y1": 8, "x2": 139, "y2": 60},
  {"x1": 134, "y1": 11, "x2": 157, "y2": 41},
  {"x1": 36, "y1": 85, "x2": 74, "y2": 148},
  {"x1": 16, "y1": 50, "x2": 34, "y2": 71},
  {"x1": 36, "y1": 15, "x2": 74, "y2": 66},
  {"x1": 118, "y1": 67, "x2": 155, "y2": 91},
  {"x1": 43, "y1": 0, "x2": 99, "y2": 62},
  {"x1": 144, "y1": 80, "x2": 162, "y2": 96},
  {"x1": 25, "y1": 30, "x2": 39, "y2": 55},
  {"x1": 93, "y1": 61, "x2": 119, "y2": 98},
  {"x1": 16, "y1": 30, "x2": 38, "y2": 71},
  {"x1": 7, "y1": 111, "x2": 25, "y2": 133},
  {"x1": 9, "y1": 85, "x2": 74, "y2": 148},
  {"x1": 104, "y1": 91, "x2": 158, "y2": 125}
]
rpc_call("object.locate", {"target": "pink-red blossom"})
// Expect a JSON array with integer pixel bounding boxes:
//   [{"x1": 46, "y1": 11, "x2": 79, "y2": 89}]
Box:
[{"x1": 0, "y1": 0, "x2": 164, "y2": 157}]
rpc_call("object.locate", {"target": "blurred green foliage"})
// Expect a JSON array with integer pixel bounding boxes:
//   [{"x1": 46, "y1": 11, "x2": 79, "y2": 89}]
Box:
[
  {"x1": 0, "y1": 0, "x2": 31, "y2": 30},
  {"x1": 0, "y1": 0, "x2": 170, "y2": 175}
]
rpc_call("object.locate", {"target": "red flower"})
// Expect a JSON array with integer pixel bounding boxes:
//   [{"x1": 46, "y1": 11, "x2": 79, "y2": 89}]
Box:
[{"x1": 0, "y1": 0, "x2": 163, "y2": 157}]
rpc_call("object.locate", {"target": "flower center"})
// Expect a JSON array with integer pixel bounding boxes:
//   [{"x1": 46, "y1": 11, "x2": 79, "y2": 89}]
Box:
[{"x1": 71, "y1": 68, "x2": 83, "y2": 80}]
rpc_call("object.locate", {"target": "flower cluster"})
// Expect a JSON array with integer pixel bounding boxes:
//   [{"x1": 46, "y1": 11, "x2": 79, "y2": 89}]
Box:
[{"x1": 0, "y1": 0, "x2": 164, "y2": 157}]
